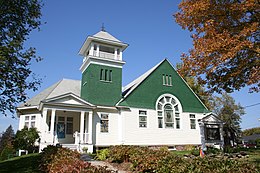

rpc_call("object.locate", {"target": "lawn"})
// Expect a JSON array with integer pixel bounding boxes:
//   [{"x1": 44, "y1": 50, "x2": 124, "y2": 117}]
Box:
[
  {"x1": 0, "y1": 153, "x2": 41, "y2": 173},
  {"x1": 245, "y1": 148, "x2": 260, "y2": 168},
  {"x1": 171, "y1": 150, "x2": 191, "y2": 156}
]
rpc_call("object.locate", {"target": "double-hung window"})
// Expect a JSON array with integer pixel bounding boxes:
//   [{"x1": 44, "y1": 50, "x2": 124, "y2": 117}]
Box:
[
  {"x1": 100, "y1": 69, "x2": 112, "y2": 82},
  {"x1": 24, "y1": 115, "x2": 36, "y2": 128},
  {"x1": 66, "y1": 117, "x2": 73, "y2": 134},
  {"x1": 100, "y1": 114, "x2": 109, "y2": 132},
  {"x1": 190, "y1": 114, "x2": 196, "y2": 129},
  {"x1": 139, "y1": 110, "x2": 147, "y2": 128}
]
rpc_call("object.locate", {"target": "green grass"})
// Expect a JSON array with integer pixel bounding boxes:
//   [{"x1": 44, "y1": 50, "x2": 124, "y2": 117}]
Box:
[
  {"x1": 245, "y1": 148, "x2": 260, "y2": 168},
  {"x1": 0, "y1": 153, "x2": 41, "y2": 173},
  {"x1": 171, "y1": 150, "x2": 191, "y2": 156}
]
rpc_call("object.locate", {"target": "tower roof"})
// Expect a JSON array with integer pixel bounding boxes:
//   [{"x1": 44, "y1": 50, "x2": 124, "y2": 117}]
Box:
[
  {"x1": 93, "y1": 30, "x2": 121, "y2": 42},
  {"x1": 79, "y1": 30, "x2": 128, "y2": 56}
]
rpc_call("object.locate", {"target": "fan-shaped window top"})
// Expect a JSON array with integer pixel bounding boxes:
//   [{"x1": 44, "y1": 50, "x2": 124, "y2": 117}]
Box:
[{"x1": 156, "y1": 95, "x2": 181, "y2": 129}]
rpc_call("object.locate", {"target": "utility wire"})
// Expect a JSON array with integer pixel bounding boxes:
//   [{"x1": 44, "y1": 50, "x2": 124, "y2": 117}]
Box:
[{"x1": 243, "y1": 102, "x2": 260, "y2": 108}]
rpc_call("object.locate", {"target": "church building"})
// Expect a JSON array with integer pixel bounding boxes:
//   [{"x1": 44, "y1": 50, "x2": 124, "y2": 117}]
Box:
[{"x1": 17, "y1": 29, "x2": 224, "y2": 153}]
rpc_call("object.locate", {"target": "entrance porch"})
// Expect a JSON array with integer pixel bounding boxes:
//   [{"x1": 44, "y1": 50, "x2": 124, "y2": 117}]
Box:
[{"x1": 39, "y1": 108, "x2": 94, "y2": 153}]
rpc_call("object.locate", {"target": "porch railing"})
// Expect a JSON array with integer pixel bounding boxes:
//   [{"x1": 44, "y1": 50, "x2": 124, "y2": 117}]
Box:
[
  {"x1": 93, "y1": 50, "x2": 120, "y2": 60},
  {"x1": 73, "y1": 131, "x2": 89, "y2": 144}
]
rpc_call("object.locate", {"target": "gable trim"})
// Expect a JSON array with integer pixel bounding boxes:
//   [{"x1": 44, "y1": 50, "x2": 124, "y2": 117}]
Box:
[
  {"x1": 116, "y1": 59, "x2": 165, "y2": 106},
  {"x1": 117, "y1": 59, "x2": 209, "y2": 112},
  {"x1": 40, "y1": 92, "x2": 96, "y2": 110},
  {"x1": 200, "y1": 112, "x2": 223, "y2": 123},
  {"x1": 166, "y1": 60, "x2": 209, "y2": 111}
]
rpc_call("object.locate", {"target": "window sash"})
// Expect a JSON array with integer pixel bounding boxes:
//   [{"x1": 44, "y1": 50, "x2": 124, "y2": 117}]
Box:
[
  {"x1": 176, "y1": 118, "x2": 180, "y2": 129},
  {"x1": 158, "y1": 117, "x2": 163, "y2": 128},
  {"x1": 66, "y1": 117, "x2": 73, "y2": 134},
  {"x1": 139, "y1": 116, "x2": 147, "y2": 128},
  {"x1": 100, "y1": 114, "x2": 109, "y2": 132},
  {"x1": 101, "y1": 120, "x2": 109, "y2": 132},
  {"x1": 190, "y1": 119, "x2": 196, "y2": 129}
]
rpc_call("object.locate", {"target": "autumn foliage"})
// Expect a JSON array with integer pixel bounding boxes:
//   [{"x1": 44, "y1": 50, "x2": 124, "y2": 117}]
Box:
[{"x1": 174, "y1": 0, "x2": 259, "y2": 93}]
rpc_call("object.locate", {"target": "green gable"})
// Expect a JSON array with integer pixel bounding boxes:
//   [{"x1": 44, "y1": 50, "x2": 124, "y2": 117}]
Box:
[
  {"x1": 81, "y1": 63, "x2": 122, "y2": 106},
  {"x1": 118, "y1": 60, "x2": 208, "y2": 113}
]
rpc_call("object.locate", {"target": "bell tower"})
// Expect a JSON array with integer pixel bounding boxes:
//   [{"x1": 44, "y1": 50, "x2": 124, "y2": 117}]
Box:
[{"x1": 78, "y1": 29, "x2": 128, "y2": 106}]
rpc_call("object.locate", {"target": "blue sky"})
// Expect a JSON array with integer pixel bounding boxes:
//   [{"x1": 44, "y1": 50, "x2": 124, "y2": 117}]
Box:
[{"x1": 1, "y1": 0, "x2": 259, "y2": 133}]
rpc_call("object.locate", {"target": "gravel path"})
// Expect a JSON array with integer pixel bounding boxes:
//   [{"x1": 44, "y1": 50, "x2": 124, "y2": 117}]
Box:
[{"x1": 81, "y1": 154, "x2": 128, "y2": 173}]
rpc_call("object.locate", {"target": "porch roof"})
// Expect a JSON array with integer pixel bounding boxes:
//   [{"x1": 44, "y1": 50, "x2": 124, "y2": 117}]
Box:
[{"x1": 18, "y1": 79, "x2": 82, "y2": 109}]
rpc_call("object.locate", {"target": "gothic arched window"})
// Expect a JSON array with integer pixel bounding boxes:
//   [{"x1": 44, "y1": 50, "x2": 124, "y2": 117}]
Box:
[{"x1": 156, "y1": 95, "x2": 181, "y2": 129}]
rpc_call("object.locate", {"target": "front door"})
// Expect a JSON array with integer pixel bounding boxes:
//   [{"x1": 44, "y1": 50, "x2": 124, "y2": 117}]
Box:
[{"x1": 57, "y1": 117, "x2": 65, "y2": 139}]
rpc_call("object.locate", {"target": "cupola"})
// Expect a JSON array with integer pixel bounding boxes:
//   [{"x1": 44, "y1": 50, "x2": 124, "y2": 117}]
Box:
[{"x1": 78, "y1": 28, "x2": 128, "y2": 73}]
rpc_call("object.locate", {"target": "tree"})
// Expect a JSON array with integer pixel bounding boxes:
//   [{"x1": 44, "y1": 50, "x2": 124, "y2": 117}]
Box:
[
  {"x1": 13, "y1": 127, "x2": 40, "y2": 153},
  {"x1": 0, "y1": 0, "x2": 43, "y2": 116},
  {"x1": 0, "y1": 125, "x2": 15, "y2": 160},
  {"x1": 174, "y1": 0, "x2": 259, "y2": 93},
  {"x1": 214, "y1": 93, "x2": 245, "y2": 146},
  {"x1": 242, "y1": 127, "x2": 260, "y2": 136}
]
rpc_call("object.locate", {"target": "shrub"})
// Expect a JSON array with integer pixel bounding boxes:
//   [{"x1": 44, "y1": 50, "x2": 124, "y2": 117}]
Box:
[
  {"x1": 108, "y1": 145, "x2": 145, "y2": 163},
  {"x1": 206, "y1": 147, "x2": 221, "y2": 154},
  {"x1": 191, "y1": 148, "x2": 200, "y2": 156},
  {"x1": 129, "y1": 148, "x2": 170, "y2": 172},
  {"x1": 96, "y1": 148, "x2": 110, "y2": 161},
  {"x1": 224, "y1": 146, "x2": 239, "y2": 153},
  {"x1": 82, "y1": 147, "x2": 88, "y2": 153},
  {"x1": 106, "y1": 146, "x2": 259, "y2": 173},
  {"x1": 39, "y1": 145, "x2": 87, "y2": 172},
  {"x1": 39, "y1": 145, "x2": 117, "y2": 173},
  {"x1": 0, "y1": 145, "x2": 15, "y2": 161}
]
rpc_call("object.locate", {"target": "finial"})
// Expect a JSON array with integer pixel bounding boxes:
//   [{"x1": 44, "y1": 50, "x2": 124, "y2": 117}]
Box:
[{"x1": 101, "y1": 23, "x2": 106, "y2": 31}]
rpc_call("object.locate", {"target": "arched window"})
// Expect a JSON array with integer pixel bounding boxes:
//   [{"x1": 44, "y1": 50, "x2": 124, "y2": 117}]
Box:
[{"x1": 156, "y1": 95, "x2": 181, "y2": 129}]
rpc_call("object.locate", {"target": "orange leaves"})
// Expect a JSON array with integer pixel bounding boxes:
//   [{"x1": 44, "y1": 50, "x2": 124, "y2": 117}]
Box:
[{"x1": 174, "y1": 0, "x2": 260, "y2": 93}]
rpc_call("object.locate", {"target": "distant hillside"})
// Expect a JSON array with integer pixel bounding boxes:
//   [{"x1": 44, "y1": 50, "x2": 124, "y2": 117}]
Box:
[{"x1": 242, "y1": 127, "x2": 260, "y2": 136}]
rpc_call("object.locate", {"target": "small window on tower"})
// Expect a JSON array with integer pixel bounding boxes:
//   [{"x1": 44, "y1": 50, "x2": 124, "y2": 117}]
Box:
[
  {"x1": 100, "y1": 69, "x2": 104, "y2": 80},
  {"x1": 100, "y1": 68, "x2": 112, "y2": 82},
  {"x1": 109, "y1": 70, "x2": 112, "y2": 82},
  {"x1": 105, "y1": 69, "x2": 108, "y2": 81}
]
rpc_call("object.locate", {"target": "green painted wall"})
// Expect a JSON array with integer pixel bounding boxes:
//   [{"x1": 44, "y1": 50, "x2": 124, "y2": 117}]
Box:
[
  {"x1": 119, "y1": 60, "x2": 208, "y2": 113},
  {"x1": 81, "y1": 64, "x2": 122, "y2": 106}
]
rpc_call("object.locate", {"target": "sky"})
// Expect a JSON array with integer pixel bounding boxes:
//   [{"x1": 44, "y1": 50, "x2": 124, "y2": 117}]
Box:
[{"x1": 1, "y1": 0, "x2": 259, "y2": 133}]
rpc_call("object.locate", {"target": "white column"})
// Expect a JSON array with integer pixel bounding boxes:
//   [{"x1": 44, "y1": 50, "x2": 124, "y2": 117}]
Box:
[
  {"x1": 89, "y1": 43, "x2": 94, "y2": 56},
  {"x1": 114, "y1": 48, "x2": 118, "y2": 60},
  {"x1": 50, "y1": 109, "x2": 56, "y2": 144},
  {"x1": 84, "y1": 113, "x2": 88, "y2": 143},
  {"x1": 119, "y1": 49, "x2": 122, "y2": 60},
  {"x1": 80, "y1": 111, "x2": 85, "y2": 143},
  {"x1": 88, "y1": 111, "x2": 93, "y2": 144},
  {"x1": 42, "y1": 108, "x2": 48, "y2": 132},
  {"x1": 96, "y1": 44, "x2": 100, "y2": 57}
]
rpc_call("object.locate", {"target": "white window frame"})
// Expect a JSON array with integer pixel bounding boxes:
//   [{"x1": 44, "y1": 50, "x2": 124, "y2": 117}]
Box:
[
  {"x1": 66, "y1": 117, "x2": 73, "y2": 134},
  {"x1": 100, "y1": 114, "x2": 109, "y2": 133},
  {"x1": 156, "y1": 94, "x2": 182, "y2": 129},
  {"x1": 24, "y1": 115, "x2": 36, "y2": 128},
  {"x1": 190, "y1": 114, "x2": 196, "y2": 129},
  {"x1": 162, "y1": 74, "x2": 172, "y2": 86},
  {"x1": 139, "y1": 110, "x2": 147, "y2": 128},
  {"x1": 100, "y1": 68, "x2": 112, "y2": 82}
]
